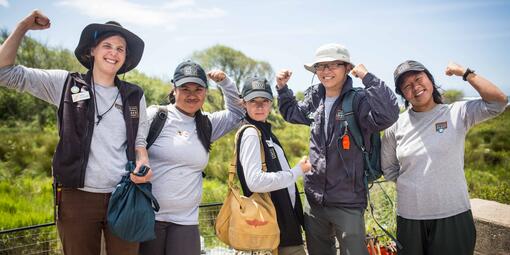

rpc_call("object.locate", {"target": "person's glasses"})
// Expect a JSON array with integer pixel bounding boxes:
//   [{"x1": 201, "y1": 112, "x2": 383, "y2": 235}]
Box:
[{"x1": 314, "y1": 62, "x2": 345, "y2": 72}]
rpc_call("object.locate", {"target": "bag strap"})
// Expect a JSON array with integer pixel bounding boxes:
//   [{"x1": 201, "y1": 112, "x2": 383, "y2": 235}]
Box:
[
  {"x1": 146, "y1": 106, "x2": 168, "y2": 149},
  {"x1": 227, "y1": 124, "x2": 267, "y2": 203},
  {"x1": 134, "y1": 184, "x2": 160, "y2": 212}
]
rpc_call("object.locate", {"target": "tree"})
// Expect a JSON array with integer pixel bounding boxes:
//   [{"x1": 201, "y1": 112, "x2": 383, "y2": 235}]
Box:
[
  {"x1": 191, "y1": 44, "x2": 274, "y2": 89},
  {"x1": 442, "y1": 89, "x2": 464, "y2": 104}
]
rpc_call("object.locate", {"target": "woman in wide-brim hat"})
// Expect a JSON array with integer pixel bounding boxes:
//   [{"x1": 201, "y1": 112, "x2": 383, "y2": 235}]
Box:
[{"x1": 0, "y1": 10, "x2": 151, "y2": 255}]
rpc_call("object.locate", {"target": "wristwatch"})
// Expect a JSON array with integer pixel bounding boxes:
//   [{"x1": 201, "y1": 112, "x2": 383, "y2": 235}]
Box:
[{"x1": 463, "y1": 68, "x2": 475, "y2": 81}]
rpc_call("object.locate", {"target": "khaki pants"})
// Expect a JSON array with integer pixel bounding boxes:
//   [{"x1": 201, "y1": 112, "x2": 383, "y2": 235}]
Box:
[{"x1": 57, "y1": 188, "x2": 139, "y2": 255}]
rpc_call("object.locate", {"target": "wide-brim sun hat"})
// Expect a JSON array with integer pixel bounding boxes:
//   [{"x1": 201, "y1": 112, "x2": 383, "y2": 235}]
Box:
[
  {"x1": 304, "y1": 43, "x2": 353, "y2": 73},
  {"x1": 74, "y1": 21, "x2": 145, "y2": 74}
]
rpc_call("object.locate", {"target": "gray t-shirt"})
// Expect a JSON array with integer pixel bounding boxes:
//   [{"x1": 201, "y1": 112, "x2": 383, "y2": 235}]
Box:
[
  {"x1": 0, "y1": 65, "x2": 149, "y2": 193},
  {"x1": 381, "y1": 100, "x2": 506, "y2": 219},
  {"x1": 146, "y1": 77, "x2": 244, "y2": 225},
  {"x1": 323, "y1": 96, "x2": 339, "y2": 140}
]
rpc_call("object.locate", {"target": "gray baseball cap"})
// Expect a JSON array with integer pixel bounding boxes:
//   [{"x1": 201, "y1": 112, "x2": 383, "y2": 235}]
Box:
[
  {"x1": 393, "y1": 60, "x2": 428, "y2": 88},
  {"x1": 241, "y1": 77, "x2": 273, "y2": 101}
]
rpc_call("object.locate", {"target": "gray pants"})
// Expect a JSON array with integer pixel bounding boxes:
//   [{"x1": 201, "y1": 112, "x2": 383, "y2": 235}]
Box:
[
  {"x1": 304, "y1": 201, "x2": 368, "y2": 255},
  {"x1": 139, "y1": 221, "x2": 200, "y2": 255}
]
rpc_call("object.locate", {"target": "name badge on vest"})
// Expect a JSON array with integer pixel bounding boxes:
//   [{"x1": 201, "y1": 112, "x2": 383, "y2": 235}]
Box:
[
  {"x1": 71, "y1": 91, "x2": 91, "y2": 102},
  {"x1": 265, "y1": 140, "x2": 278, "y2": 159}
]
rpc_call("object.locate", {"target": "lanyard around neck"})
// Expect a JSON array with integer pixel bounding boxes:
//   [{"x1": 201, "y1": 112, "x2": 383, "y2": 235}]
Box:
[{"x1": 92, "y1": 77, "x2": 120, "y2": 126}]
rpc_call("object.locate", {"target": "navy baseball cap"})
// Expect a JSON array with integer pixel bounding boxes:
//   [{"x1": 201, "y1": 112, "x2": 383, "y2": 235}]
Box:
[{"x1": 172, "y1": 60, "x2": 208, "y2": 88}]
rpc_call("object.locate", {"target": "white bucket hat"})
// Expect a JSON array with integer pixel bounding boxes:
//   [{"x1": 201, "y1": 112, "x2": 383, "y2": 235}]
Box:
[{"x1": 304, "y1": 43, "x2": 353, "y2": 73}]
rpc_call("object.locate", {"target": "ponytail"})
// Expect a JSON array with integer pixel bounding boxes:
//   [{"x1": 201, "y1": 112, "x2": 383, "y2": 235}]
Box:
[
  {"x1": 168, "y1": 89, "x2": 176, "y2": 104},
  {"x1": 195, "y1": 110, "x2": 212, "y2": 152}
]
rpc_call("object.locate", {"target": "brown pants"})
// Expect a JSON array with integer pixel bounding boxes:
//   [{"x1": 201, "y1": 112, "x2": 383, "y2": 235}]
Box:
[{"x1": 57, "y1": 188, "x2": 139, "y2": 255}]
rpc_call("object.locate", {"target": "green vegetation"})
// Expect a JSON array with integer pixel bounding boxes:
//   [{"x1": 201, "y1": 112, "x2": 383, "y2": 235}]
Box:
[
  {"x1": 465, "y1": 109, "x2": 510, "y2": 204},
  {"x1": 191, "y1": 44, "x2": 274, "y2": 89},
  {"x1": 442, "y1": 89, "x2": 464, "y2": 104}
]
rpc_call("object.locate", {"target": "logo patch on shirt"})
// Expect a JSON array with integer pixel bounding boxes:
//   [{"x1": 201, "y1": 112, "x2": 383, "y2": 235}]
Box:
[
  {"x1": 435, "y1": 121, "x2": 447, "y2": 133},
  {"x1": 129, "y1": 106, "x2": 139, "y2": 118}
]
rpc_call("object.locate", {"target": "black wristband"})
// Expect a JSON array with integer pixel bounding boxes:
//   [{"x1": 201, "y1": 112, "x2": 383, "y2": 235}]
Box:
[{"x1": 463, "y1": 68, "x2": 475, "y2": 81}]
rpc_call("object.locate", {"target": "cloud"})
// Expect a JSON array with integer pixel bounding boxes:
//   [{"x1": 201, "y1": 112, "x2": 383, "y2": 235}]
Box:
[
  {"x1": 55, "y1": 0, "x2": 226, "y2": 30},
  {"x1": 0, "y1": 0, "x2": 9, "y2": 8}
]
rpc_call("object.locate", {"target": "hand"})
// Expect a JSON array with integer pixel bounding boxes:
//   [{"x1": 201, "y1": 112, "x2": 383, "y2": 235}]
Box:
[
  {"x1": 207, "y1": 70, "x2": 226, "y2": 83},
  {"x1": 445, "y1": 62, "x2": 465, "y2": 77},
  {"x1": 130, "y1": 166, "x2": 153, "y2": 184},
  {"x1": 299, "y1": 156, "x2": 311, "y2": 173},
  {"x1": 350, "y1": 64, "x2": 368, "y2": 79},
  {"x1": 130, "y1": 159, "x2": 152, "y2": 184},
  {"x1": 276, "y1": 69, "x2": 292, "y2": 89},
  {"x1": 19, "y1": 10, "x2": 51, "y2": 31}
]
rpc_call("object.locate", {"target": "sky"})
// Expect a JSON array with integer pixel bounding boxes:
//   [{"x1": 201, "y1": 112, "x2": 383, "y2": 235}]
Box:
[{"x1": 1, "y1": 0, "x2": 509, "y2": 97}]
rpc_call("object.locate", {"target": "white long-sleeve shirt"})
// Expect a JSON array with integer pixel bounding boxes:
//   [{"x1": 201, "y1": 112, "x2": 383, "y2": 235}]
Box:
[{"x1": 239, "y1": 127, "x2": 303, "y2": 207}]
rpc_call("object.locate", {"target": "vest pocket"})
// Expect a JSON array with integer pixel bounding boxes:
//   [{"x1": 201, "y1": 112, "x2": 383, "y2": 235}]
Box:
[{"x1": 63, "y1": 99, "x2": 89, "y2": 137}]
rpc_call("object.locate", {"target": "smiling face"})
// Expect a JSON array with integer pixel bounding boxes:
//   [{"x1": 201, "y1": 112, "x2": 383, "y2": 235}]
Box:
[
  {"x1": 174, "y1": 83, "x2": 207, "y2": 116},
  {"x1": 244, "y1": 97, "x2": 272, "y2": 122},
  {"x1": 315, "y1": 61, "x2": 350, "y2": 96},
  {"x1": 399, "y1": 71, "x2": 437, "y2": 112},
  {"x1": 91, "y1": 35, "x2": 127, "y2": 76}
]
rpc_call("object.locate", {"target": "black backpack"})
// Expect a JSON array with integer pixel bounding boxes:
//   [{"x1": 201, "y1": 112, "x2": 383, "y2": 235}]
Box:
[{"x1": 341, "y1": 88, "x2": 402, "y2": 249}]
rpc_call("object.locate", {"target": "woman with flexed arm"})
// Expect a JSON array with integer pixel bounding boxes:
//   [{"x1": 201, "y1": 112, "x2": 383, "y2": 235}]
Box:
[
  {"x1": 139, "y1": 60, "x2": 245, "y2": 255},
  {"x1": 381, "y1": 60, "x2": 507, "y2": 255},
  {"x1": 0, "y1": 10, "x2": 151, "y2": 255}
]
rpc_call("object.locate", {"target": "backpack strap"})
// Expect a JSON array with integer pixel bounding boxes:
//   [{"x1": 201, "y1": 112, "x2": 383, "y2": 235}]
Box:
[
  {"x1": 342, "y1": 88, "x2": 365, "y2": 151},
  {"x1": 341, "y1": 88, "x2": 403, "y2": 249},
  {"x1": 146, "y1": 106, "x2": 168, "y2": 149}
]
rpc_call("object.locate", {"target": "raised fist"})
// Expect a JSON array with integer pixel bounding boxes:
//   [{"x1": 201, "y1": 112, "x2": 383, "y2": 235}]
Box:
[
  {"x1": 350, "y1": 64, "x2": 368, "y2": 80},
  {"x1": 445, "y1": 62, "x2": 465, "y2": 77},
  {"x1": 20, "y1": 10, "x2": 51, "y2": 31},
  {"x1": 207, "y1": 70, "x2": 226, "y2": 83},
  {"x1": 276, "y1": 69, "x2": 292, "y2": 89}
]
